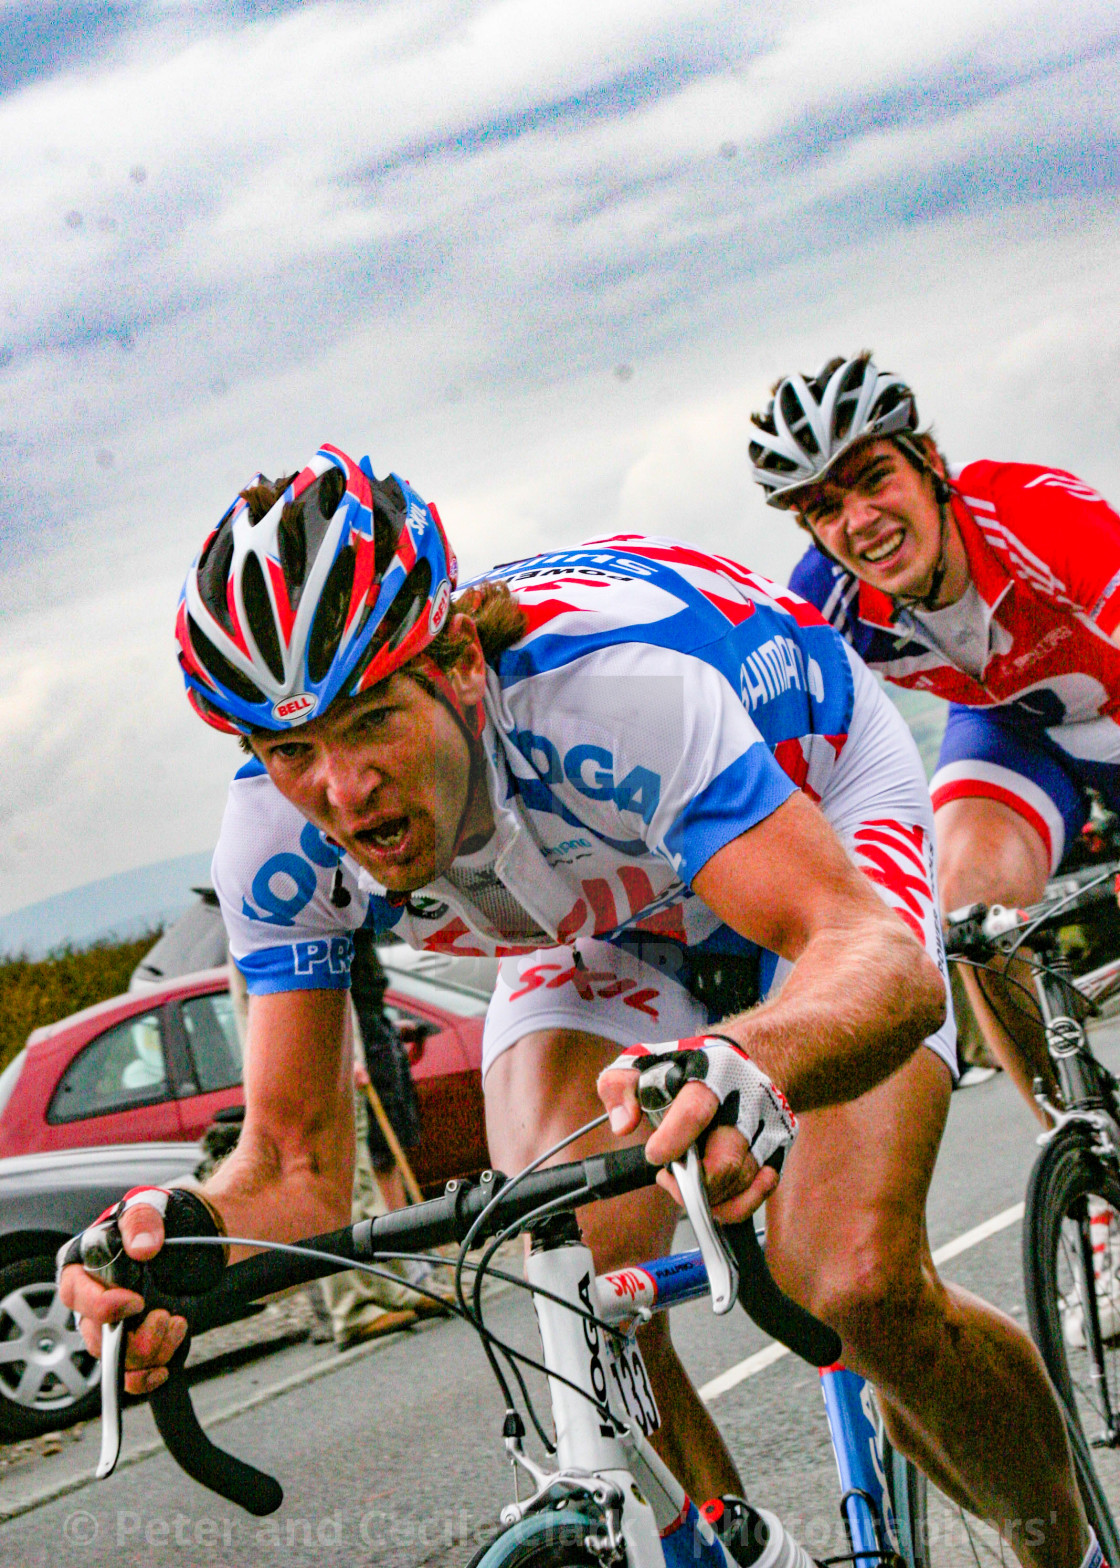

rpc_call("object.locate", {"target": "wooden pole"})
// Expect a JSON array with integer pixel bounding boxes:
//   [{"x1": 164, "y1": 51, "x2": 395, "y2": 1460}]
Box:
[{"x1": 363, "y1": 1081, "x2": 425, "y2": 1206}]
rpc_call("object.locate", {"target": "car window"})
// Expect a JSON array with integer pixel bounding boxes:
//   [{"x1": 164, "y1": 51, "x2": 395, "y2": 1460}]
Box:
[
  {"x1": 48, "y1": 1013, "x2": 169, "y2": 1123},
  {"x1": 180, "y1": 992, "x2": 243, "y2": 1092}
]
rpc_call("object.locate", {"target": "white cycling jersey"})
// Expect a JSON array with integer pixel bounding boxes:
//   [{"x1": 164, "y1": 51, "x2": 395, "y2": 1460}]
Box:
[{"x1": 211, "y1": 534, "x2": 954, "y2": 1073}]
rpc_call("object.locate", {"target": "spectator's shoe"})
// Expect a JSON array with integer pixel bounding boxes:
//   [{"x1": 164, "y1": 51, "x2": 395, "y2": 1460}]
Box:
[
  {"x1": 956, "y1": 1065, "x2": 998, "y2": 1089},
  {"x1": 409, "y1": 1294, "x2": 456, "y2": 1320},
  {"x1": 1063, "y1": 1198, "x2": 1120, "y2": 1348},
  {"x1": 338, "y1": 1308, "x2": 418, "y2": 1348}
]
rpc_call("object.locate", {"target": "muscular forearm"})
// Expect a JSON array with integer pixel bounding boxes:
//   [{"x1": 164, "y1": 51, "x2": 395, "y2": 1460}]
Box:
[
  {"x1": 192, "y1": 1125, "x2": 354, "y2": 1260},
  {"x1": 722, "y1": 915, "x2": 946, "y2": 1112}
]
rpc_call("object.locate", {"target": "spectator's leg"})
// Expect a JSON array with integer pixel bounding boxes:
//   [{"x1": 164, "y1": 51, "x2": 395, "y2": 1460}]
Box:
[{"x1": 319, "y1": 1089, "x2": 419, "y2": 1346}]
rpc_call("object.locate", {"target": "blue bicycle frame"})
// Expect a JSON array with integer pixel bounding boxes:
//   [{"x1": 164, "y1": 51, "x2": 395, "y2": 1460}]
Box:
[{"x1": 620, "y1": 1250, "x2": 899, "y2": 1564}]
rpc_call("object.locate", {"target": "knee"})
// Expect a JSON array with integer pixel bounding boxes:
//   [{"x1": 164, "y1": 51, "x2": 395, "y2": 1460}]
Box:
[
  {"x1": 806, "y1": 1239, "x2": 929, "y2": 1356},
  {"x1": 935, "y1": 804, "x2": 1049, "y2": 912}
]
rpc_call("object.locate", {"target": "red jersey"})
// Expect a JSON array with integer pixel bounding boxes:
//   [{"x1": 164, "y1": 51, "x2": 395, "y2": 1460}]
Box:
[{"x1": 790, "y1": 461, "x2": 1120, "y2": 764}]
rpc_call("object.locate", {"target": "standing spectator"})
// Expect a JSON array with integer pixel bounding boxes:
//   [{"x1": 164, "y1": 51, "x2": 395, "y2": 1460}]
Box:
[
  {"x1": 349, "y1": 930, "x2": 423, "y2": 1211},
  {"x1": 317, "y1": 1000, "x2": 449, "y2": 1348}
]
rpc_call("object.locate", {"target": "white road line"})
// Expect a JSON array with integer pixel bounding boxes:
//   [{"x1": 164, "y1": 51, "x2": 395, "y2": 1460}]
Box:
[
  {"x1": 699, "y1": 1200, "x2": 1026, "y2": 1403},
  {"x1": 930, "y1": 1202, "x2": 1024, "y2": 1265}
]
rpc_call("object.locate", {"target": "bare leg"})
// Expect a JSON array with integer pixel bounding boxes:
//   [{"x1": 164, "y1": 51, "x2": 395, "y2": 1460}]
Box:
[
  {"x1": 936, "y1": 796, "x2": 1057, "y2": 1123},
  {"x1": 766, "y1": 1047, "x2": 1086, "y2": 1568},
  {"x1": 485, "y1": 1029, "x2": 741, "y2": 1503}
]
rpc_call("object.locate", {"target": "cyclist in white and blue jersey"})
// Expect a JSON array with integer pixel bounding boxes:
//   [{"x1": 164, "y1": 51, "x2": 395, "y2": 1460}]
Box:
[{"x1": 61, "y1": 446, "x2": 1091, "y2": 1568}]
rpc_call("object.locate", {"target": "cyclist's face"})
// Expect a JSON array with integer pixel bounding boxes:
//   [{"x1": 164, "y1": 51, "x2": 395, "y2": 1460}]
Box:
[
  {"x1": 251, "y1": 659, "x2": 490, "y2": 892},
  {"x1": 794, "y1": 440, "x2": 947, "y2": 598}
]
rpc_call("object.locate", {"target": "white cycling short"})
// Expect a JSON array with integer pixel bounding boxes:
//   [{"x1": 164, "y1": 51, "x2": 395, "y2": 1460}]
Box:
[{"x1": 481, "y1": 646, "x2": 956, "y2": 1082}]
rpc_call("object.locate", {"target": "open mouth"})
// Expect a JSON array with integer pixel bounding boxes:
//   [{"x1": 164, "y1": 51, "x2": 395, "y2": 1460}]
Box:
[
  {"x1": 355, "y1": 815, "x2": 410, "y2": 855},
  {"x1": 860, "y1": 528, "x2": 905, "y2": 566}
]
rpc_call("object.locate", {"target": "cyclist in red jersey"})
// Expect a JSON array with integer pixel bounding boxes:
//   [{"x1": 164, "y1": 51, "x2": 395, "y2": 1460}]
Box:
[{"x1": 749, "y1": 352, "x2": 1120, "y2": 1120}]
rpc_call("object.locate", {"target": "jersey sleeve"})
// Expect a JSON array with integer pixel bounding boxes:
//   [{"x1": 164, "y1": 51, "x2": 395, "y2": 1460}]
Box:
[
  {"x1": 211, "y1": 763, "x2": 365, "y2": 995},
  {"x1": 976, "y1": 462, "x2": 1120, "y2": 635}
]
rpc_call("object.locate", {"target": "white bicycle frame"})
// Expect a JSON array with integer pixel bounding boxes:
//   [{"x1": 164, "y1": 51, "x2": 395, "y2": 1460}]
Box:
[{"x1": 508, "y1": 1236, "x2": 728, "y2": 1568}]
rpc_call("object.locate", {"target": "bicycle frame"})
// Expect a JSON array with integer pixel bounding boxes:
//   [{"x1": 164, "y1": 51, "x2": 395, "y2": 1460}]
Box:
[
  {"x1": 511, "y1": 1231, "x2": 895, "y2": 1568},
  {"x1": 1032, "y1": 962, "x2": 1120, "y2": 1448}
]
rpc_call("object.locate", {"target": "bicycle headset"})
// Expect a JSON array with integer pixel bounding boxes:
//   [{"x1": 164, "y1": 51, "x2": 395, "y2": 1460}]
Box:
[{"x1": 747, "y1": 353, "x2": 956, "y2": 613}]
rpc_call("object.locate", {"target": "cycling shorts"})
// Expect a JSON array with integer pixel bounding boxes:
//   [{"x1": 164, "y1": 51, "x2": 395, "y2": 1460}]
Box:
[
  {"x1": 931, "y1": 704, "x2": 1120, "y2": 874},
  {"x1": 482, "y1": 647, "x2": 957, "y2": 1082}
]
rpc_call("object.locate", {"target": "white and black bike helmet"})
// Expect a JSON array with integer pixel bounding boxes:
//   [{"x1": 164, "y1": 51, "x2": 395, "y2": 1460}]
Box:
[{"x1": 748, "y1": 354, "x2": 920, "y2": 508}]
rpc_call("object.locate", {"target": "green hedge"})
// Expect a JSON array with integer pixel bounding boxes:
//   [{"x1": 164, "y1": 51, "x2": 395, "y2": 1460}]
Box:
[{"x1": 0, "y1": 932, "x2": 162, "y2": 1074}]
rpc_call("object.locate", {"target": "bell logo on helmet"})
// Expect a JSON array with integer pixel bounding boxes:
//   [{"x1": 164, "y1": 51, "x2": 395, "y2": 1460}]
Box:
[
  {"x1": 429, "y1": 578, "x2": 452, "y2": 635},
  {"x1": 272, "y1": 693, "x2": 318, "y2": 725}
]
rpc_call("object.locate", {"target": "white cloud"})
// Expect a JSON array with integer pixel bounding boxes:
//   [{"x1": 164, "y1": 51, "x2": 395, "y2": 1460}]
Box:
[{"x1": 0, "y1": 0, "x2": 1118, "y2": 913}]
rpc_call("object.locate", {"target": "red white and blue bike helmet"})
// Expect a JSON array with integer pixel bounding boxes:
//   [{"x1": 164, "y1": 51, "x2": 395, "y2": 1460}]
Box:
[
  {"x1": 748, "y1": 354, "x2": 919, "y2": 507},
  {"x1": 177, "y1": 444, "x2": 458, "y2": 736}
]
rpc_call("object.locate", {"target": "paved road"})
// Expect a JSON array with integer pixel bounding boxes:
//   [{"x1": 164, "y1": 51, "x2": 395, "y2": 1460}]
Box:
[{"x1": 4, "y1": 1024, "x2": 1120, "y2": 1568}]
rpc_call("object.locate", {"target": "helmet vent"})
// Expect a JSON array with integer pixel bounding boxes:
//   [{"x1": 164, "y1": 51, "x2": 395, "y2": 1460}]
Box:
[
  {"x1": 778, "y1": 383, "x2": 821, "y2": 457},
  {"x1": 371, "y1": 478, "x2": 407, "y2": 578},
  {"x1": 283, "y1": 468, "x2": 346, "y2": 600},
  {"x1": 832, "y1": 360, "x2": 867, "y2": 441},
  {"x1": 241, "y1": 552, "x2": 285, "y2": 683},
  {"x1": 380, "y1": 558, "x2": 431, "y2": 652},
  {"x1": 187, "y1": 615, "x2": 265, "y2": 705},
  {"x1": 307, "y1": 545, "x2": 357, "y2": 684},
  {"x1": 277, "y1": 507, "x2": 307, "y2": 597},
  {"x1": 196, "y1": 519, "x2": 236, "y2": 635},
  {"x1": 318, "y1": 466, "x2": 345, "y2": 521},
  {"x1": 350, "y1": 558, "x2": 433, "y2": 690}
]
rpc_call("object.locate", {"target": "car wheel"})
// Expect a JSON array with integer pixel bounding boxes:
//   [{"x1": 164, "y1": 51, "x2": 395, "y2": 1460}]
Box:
[{"x1": 0, "y1": 1254, "x2": 101, "y2": 1439}]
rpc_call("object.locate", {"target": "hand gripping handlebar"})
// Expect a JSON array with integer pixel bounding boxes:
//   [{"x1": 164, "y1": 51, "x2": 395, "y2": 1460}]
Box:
[{"x1": 97, "y1": 1145, "x2": 840, "y2": 1514}]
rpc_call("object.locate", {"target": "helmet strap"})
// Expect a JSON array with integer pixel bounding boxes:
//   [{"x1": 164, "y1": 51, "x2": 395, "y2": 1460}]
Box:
[{"x1": 888, "y1": 437, "x2": 955, "y2": 616}]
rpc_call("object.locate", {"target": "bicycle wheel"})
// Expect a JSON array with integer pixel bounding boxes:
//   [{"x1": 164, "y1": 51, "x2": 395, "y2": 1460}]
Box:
[
  {"x1": 1023, "y1": 1127, "x2": 1120, "y2": 1564},
  {"x1": 465, "y1": 1510, "x2": 607, "y2": 1568},
  {"x1": 884, "y1": 1429, "x2": 1007, "y2": 1568}
]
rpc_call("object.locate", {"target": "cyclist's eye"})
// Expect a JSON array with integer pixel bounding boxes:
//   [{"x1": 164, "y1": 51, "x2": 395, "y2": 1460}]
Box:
[
  {"x1": 266, "y1": 741, "x2": 310, "y2": 765},
  {"x1": 353, "y1": 704, "x2": 396, "y2": 739}
]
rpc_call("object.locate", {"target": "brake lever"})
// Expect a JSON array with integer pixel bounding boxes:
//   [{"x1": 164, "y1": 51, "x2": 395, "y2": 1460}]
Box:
[
  {"x1": 639, "y1": 1097, "x2": 739, "y2": 1315},
  {"x1": 96, "y1": 1321, "x2": 126, "y2": 1478},
  {"x1": 74, "y1": 1218, "x2": 141, "y2": 1481},
  {"x1": 81, "y1": 1218, "x2": 283, "y2": 1513},
  {"x1": 669, "y1": 1144, "x2": 739, "y2": 1315}
]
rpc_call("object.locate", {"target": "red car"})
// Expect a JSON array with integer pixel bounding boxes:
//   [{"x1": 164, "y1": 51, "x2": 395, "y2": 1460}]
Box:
[{"x1": 0, "y1": 948, "x2": 496, "y2": 1196}]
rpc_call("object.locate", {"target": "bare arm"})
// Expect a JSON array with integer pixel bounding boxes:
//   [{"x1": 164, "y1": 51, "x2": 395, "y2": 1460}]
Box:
[
  {"x1": 60, "y1": 985, "x2": 354, "y2": 1392},
  {"x1": 600, "y1": 791, "x2": 946, "y2": 1221},
  {"x1": 202, "y1": 987, "x2": 354, "y2": 1251},
  {"x1": 691, "y1": 790, "x2": 945, "y2": 1111}
]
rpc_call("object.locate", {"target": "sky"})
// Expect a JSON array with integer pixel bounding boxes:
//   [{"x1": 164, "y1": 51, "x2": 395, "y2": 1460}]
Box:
[{"x1": 1, "y1": 0, "x2": 1118, "y2": 918}]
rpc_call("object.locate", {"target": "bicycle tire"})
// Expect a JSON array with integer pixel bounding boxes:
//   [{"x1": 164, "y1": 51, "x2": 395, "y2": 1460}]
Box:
[
  {"x1": 1023, "y1": 1127, "x2": 1120, "y2": 1565},
  {"x1": 465, "y1": 1509, "x2": 606, "y2": 1568}
]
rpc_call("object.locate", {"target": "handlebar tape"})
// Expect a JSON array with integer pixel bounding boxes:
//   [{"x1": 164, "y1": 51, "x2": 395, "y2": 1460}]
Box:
[
  {"x1": 148, "y1": 1337, "x2": 283, "y2": 1516},
  {"x1": 722, "y1": 1218, "x2": 842, "y2": 1368}
]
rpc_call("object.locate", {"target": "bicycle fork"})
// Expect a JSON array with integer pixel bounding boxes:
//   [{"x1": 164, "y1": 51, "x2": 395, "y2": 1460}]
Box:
[{"x1": 1034, "y1": 966, "x2": 1120, "y2": 1444}]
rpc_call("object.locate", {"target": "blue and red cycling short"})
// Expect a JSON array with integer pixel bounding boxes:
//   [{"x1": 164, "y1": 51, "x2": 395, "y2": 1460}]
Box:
[{"x1": 931, "y1": 704, "x2": 1120, "y2": 873}]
